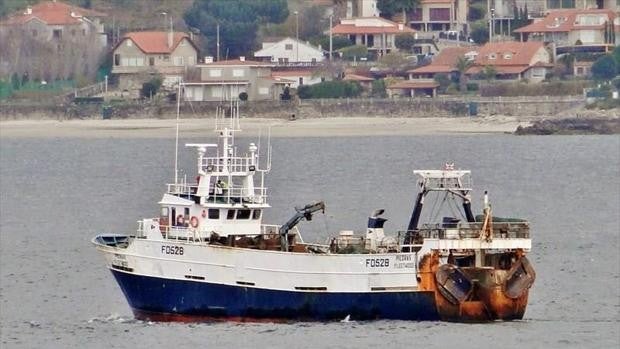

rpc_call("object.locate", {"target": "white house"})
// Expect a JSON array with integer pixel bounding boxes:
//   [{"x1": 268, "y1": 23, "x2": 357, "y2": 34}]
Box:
[
  {"x1": 271, "y1": 69, "x2": 325, "y2": 89},
  {"x1": 253, "y1": 37, "x2": 325, "y2": 64}
]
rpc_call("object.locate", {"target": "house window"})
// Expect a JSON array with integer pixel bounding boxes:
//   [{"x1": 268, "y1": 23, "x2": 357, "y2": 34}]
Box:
[
  {"x1": 53, "y1": 29, "x2": 62, "y2": 39},
  {"x1": 212, "y1": 87, "x2": 223, "y2": 98},
  {"x1": 82, "y1": 29, "x2": 86, "y2": 36},
  {"x1": 531, "y1": 68, "x2": 544, "y2": 77},
  {"x1": 278, "y1": 57, "x2": 289, "y2": 64},
  {"x1": 71, "y1": 29, "x2": 76, "y2": 36},
  {"x1": 233, "y1": 69, "x2": 244, "y2": 77},
  {"x1": 489, "y1": 53, "x2": 497, "y2": 60},
  {"x1": 188, "y1": 56, "x2": 195, "y2": 65},
  {"x1": 126, "y1": 40, "x2": 132, "y2": 47},
  {"x1": 149, "y1": 57, "x2": 155, "y2": 66},
  {"x1": 258, "y1": 87, "x2": 269, "y2": 95},
  {"x1": 285, "y1": 43, "x2": 293, "y2": 50},
  {"x1": 429, "y1": 8, "x2": 450, "y2": 21},
  {"x1": 576, "y1": 67, "x2": 584, "y2": 75},
  {"x1": 114, "y1": 54, "x2": 120, "y2": 66},
  {"x1": 208, "y1": 209, "x2": 220, "y2": 219},
  {"x1": 298, "y1": 77, "x2": 304, "y2": 85},
  {"x1": 503, "y1": 53, "x2": 512, "y2": 59},
  {"x1": 136, "y1": 57, "x2": 144, "y2": 66},
  {"x1": 174, "y1": 56, "x2": 184, "y2": 66},
  {"x1": 209, "y1": 69, "x2": 222, "y2": 77},
  {"x1": 163, "y1": 55, "x2": 170, "y2": 62},
  {"x1": 32, "y1": 29, "x2": 37, "y2": 37}
]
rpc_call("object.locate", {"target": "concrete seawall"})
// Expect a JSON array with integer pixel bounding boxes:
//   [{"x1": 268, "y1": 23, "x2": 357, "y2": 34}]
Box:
[{"x1": 0, "y1": 96, "x2": 586, "y2": 120}]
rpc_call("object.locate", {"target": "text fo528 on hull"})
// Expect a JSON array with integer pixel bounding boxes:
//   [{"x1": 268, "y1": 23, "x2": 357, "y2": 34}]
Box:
[{"x1": 93, "y1": 97, "x2": 535, "y2": 323}]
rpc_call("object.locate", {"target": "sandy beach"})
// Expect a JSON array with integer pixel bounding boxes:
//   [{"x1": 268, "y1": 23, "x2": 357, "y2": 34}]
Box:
[{"x1": 0, "y1": 116, "x2": 524, "y2": 138}]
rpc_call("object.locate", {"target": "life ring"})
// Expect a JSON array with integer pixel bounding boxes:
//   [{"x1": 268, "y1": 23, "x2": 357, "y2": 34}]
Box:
[
  {"x1": 201, "y1": 210, "x2": 207, "y2": 218},
  {"x1": 176, "y1": 214, "x2": 185, "y2": 225},
  {"x1": 190, "y1": 216, "x2": 199, "y2": 228}
]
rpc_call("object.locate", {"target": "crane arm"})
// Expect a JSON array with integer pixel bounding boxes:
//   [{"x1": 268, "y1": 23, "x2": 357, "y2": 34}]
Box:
[{"x1": 279, "y1": 201, "x2": 325, "y2": 251}]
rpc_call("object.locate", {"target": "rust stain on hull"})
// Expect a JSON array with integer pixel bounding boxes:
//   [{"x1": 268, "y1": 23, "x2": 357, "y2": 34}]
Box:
[{"x1": 418, "y1": 251, "x2": 534, "y2": 322}]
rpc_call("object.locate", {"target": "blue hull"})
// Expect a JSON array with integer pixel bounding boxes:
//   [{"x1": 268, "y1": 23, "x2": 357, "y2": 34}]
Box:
[{"x1": 111, "y1": 270, "x2": 440, "y2": 321}]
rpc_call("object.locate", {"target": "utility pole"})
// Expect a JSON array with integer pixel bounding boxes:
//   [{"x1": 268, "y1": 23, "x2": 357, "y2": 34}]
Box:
[
  {"x1": 216, "y1": 23, "x2": 220, "y2": 61},
  {"x1": 329, "y1": 14, "x2": 333, "y2": 61},
  {"x1": 294, "y1": 11, "x2": 299, "y2": 63}
]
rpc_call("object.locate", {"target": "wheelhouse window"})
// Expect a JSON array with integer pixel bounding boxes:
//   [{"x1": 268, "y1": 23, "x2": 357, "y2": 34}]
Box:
[
  {"x1": 227, "y1": 209, "x2": 235, "y2": 220},
  {"x1": 252, "y1": 210, "x2": 261, "y2": 220},
  {"x1": 208, "y1": 209, "x2": 220, "y2": 219},
  {"x1": 237, "y1": 209, "x2": 251, "y2": 220},
  {"x1": 161, "y1": 207, "x2": 169, "y2": 217}
]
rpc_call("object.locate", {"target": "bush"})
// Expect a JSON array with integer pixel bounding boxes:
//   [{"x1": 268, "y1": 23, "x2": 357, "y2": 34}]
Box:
[
  {"x1": 466, "y1": 82, "x2": 479, "y2": 91},
  {"x1": 591, "y1": 54, "x2": 617, "y2": 81},
  {"x1": 395, "y1": 33, "x2": 417, "y2": 52},
  {"x1": 140, "y1": 76, "x2": 163, "y2": 98},
  {"x1": 371, "y1": 79, "x2": 387, "y2": 98},
  {"x1": 280, "y1": 86, "x2": 292, "y2": 100},
  {"x1": 315, "y1": 35, "x2": 353, "y2": 52},
  {"x1": 339, "y1": 45, "x2": 368, "y2": 61},
  {"x1": 297, "y1": 80, "x2": 363, "y2": 99},
  {"x1": 479, "y1": 81, "x2": 590, "y2": 97}
]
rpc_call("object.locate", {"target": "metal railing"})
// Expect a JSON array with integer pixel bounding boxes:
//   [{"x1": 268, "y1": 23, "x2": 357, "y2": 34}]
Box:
[
  {"x1": 165, "y1": 183, "x2": 268, "y2": 204},
  {"x1": 406, "y1": 221, "x2": 530, "y2": 240},
  {"x1": 203, "y1": 156, "x2": 254, "y2": 174}
]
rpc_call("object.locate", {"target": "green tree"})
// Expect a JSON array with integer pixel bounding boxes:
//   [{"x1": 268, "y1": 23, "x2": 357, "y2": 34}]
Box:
[
  {"x1": 455, "y1": 56, "x2": 473, "y2": 92},
  {"x1": 378, "y1": 52, "x2": 410, "y2": 74},
  {"x1": 339, "y1": 45, "x2": 368, "y2": 61},
  {"x1": 395, "y1": 33, "x2": 417, "y2": 52},
  {"x1": 468, "y1": 3, "x2": 486, "y2": 21},
  {"x1": 11, "y1": 72, "x2": 21, "y2": 90},
  {"x1": 613, "y1": 46, "x2": 620, "y2": 74},
  {"x1": 591, "y1": 54, "x2": 617, "y2": 81},
  {"x1": 377, "y1": 0, "x2": 417, "y2": 22},
  {"x1": 481, "y1": 65, "x2": 497, "y2": 82},
  {"x1": 141, "y1": 76, "x2": 163, "y2": 99},
  {"x1": 470, "y1": 20, "x2": 489, "y2": 44},
  {"x1": 371, "y1": 79, "x2": 387, "y2": 98},
  {"x1": 315, "y1": 35, "x2": 353, "y2": 52},
  {"x1": 434, "y1": 73, "x2": 450, "y2": 93},
  {"x1": 184, "y1": 0, "x2": 289, "y2": 58}
]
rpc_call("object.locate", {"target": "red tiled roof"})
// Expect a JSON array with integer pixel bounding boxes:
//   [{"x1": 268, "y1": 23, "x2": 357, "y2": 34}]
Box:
[
  {"x1": 119, "y1": 32, "x2": 195, "y2": 54},
  {"x1": 332, "y1": 17, "x2": 415, "y2": 35},
  {"x1": 515, "y1": 9, "x2": 617, "y2": 33},
  {"x1": 387, "y1": 80, "x2": 439, "y2": 89},
  {"x1": 472, "y1": 41, "x2": 546, "y2": 67},
  {"x1": 408, "y1": 46, "x2": 477, "y2": 74},
  {"x1": 204, "y1": 59, "x2": 273, "y2": 67},
  {"x1": 1, "y1": 1, "x2": 105, "y2": 26},
  {"x1": 343, "y1": 73, "x2": 374, "y2": 81}
]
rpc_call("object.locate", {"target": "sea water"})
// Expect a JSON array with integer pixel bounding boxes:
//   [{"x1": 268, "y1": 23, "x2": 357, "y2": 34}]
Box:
[{"x1": 1, "y1": 134, "x2": 618, "y2": 348}]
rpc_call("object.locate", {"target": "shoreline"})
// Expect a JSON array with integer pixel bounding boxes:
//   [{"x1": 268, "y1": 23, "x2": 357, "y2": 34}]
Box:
[{"x1": 0, "y1": 116, "x2": 526, "y2": 138}]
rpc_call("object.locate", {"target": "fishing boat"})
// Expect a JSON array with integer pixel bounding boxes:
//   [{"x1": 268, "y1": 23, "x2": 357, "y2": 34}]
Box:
[{"x1": 93, "y1": 101, "x2": 535, "y2": 322}]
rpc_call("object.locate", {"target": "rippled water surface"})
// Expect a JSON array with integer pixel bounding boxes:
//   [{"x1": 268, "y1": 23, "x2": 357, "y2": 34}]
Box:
[{"x1": 1, "y1": 134, "x2": 619, "y2": 348}]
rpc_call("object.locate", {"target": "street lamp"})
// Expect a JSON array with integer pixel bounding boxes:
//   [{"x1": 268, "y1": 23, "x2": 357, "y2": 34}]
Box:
[{"x1": 294, "y1": 11, "x2": 299, "y2": 63}]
